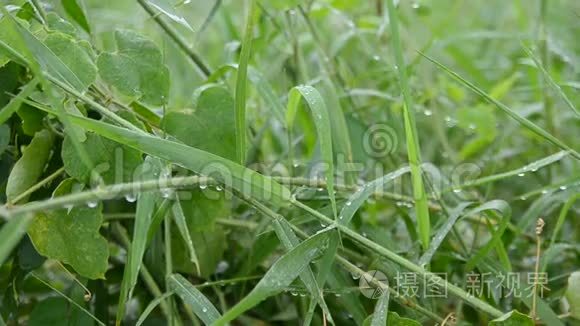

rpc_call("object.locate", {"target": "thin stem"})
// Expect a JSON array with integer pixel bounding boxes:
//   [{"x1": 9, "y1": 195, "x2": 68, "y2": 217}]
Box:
[
  {"x1": 112, "y1": 222, "x2": 173, "y2": 320},
  {"x1": 9, "y1": 167, "x2": 65, "y2": 205},
  {"x1": 290, "y1": 199, "x2": 504, "y2": 318},
  {"x1": 30, "y1": 0, "x2": 47, "y2": 23},
  {"x1": 136, "y1": 0, "x2": 211, "y2": 78}
]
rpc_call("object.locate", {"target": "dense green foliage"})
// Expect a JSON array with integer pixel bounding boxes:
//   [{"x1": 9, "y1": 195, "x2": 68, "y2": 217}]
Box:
[{"x1": 0, "y1": 0, "x2": 579, "y2": 325}]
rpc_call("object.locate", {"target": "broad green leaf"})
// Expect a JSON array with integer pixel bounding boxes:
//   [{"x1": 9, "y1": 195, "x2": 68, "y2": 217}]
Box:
[
  {"x1": 214, "y1": 230, "x2": 331, "y2": 325},
  {"x1": 385, "y1": 312, "x2": 421, "y2": 325},
  {"x1": 489, "y1": 310, "x2": 534, "y2": 325},
  {"x1": 3, "y1": 12, "x2": 93, "y2": 92},
  {"x1": 386, "y1": 0, "x2": 431, "y2": 250},
  {"x1": 65, "y1": 115, "x2": 293, "y2": 207},
  {"x1": 566, "y1": 271, "x2": 580, "y2": 319},
  {"x1": 97, "y1": 30, "x2": 169, "y2": 106},
  {"x1": 146, "y1": 0, "x2": 193, "y2": 31},
  {"x1": 63, "y1": 99, "x2": 86, "y2": 142},
  {"x1": 43, "y1": 32, "x2": 96, "y2": 90},
  {"x1": 206, "y1": 64, "x2": 285, "y2": 123},
  {"x1": 287, "y1": 85, "x2": 337, "y2": 218},
  {"x1": 6, "y1": 129, "x2": 54, "y2": 203},
  {"x1": 27, "y1": 179, "x2": 109, "y2": 279},
  {"x1": 46, "y1": 13, "x2": 77, "y2": 36},
  {"x1": 28, "y1": 297, "x2": 93, "y2": 326},
  {"x1": 420, "y1": 52, "x2": 580, "y2": 160},
  {"x1": 0, "y1": 214, "x2": 33, "y2": 266},
  {"x1": 61, "y1": 0, "x2": 91, "y2": 34},
  {"x1": 234, "y1": 0, "x2": 257, "y2": 164},
  {"x1": 0, "y1": 77, "x2": 39, "y2": 132},
  {"x1": 61, "y1": 132, "x2": 143, "y2": 185},
  {"x1": 167, "y1": 274, "x2": 221, "y2": 325},
  {"x1": 163, "y1": 86, "x2": 236, "y2": 161},
  {"x1": 116, "y1": 157, "x2": 161, "y2": 323}
]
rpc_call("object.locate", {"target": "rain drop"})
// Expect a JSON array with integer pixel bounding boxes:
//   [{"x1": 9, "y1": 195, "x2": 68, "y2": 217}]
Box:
[
  {"x1": 517, "y1": 173, "x2": 525, "y2": 177},
  {"x1": 541, "y1": 190, "x2": 548, "y2": 194},
  {"x1": 215, "y1": 185, "x2": 223, "y2": 191},
  {"x1": 161, "y1": 188, "x2": 172, "y2": 198},
  {"x1": 202, "y1": 307, "x2": 208, "y2": 313},
  {"x1": 423, "y1": 109, "x2": 433, "y2": 116},
  {"x1": 124, "y1": 193, "x2": 137, "y2": 203},
  {"x1": 519, "y1": 196, "x2": 527, "y2": 201},
  {"x1": 452, "y1": 189, "x2": 461, "y2": 193},
  {"x1": 372, "y1": 55, "x2": 380, "y2": 61},
  {"x1": 199, "y1": 184, "x2": 208, "y2": 190},
  {"x1": 87, "y1": 200, "x2": 98, "y2": 208},
  {"x1": 559, "y1": 186, "x2": 567, "y2": 190},
  {"x1": 345, "y1": 201, "x2": 352, "y2": 206}
]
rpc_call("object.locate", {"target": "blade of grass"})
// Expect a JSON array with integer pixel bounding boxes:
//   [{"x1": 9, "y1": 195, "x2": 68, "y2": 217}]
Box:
[
  {"x1": 287, "y1": 85, "x2": 337, "y2": 218},
  {"x1": 290, "y1": 199, "x2": 504, "y2": 317},
  {"x1": 171, "y1": 198, "x2": 201, "y2": 274},
  {"x1": 136, "y1": 292, "x2": 174, "y2": 326},
  {"x1": 370, "y1": 284, "x2": 390, "y2": 326},
  {"x1": 0, "y1": 214, "x2": 32, "y2": 266},
  {"x1": 548, "y1": 193, "x2": 580, "y2": 248},
  {"x1": 137, "y1": 0, "x2": 211, "y2": 77},
  {"x1": 0, "y1": 77, "x2": 39, "y2": 125},
  {"x1": 522, "y1": 45, "x2": 578, "y2": 117},
  {"x1": 214, "y1": 229, "x2": 332, "y2": 325},
  {"x1": 234, "y1": 0, "x2": 257, "y2": 165},
  {"x1": 386, "y1": 0, "x2": 431, "y2": 250},
  {"x1": 168, "y1": 274, "x2": 221, "y2": 325},
  {"x1": 48, "y1": 114, "x2": 293, "y2": 207},
  {"x1": 419, "y1": 52, "x2": 580, "y2": 160},
  {"x1": 116, "y1": 157, "x2": 161, "y2": 324}
]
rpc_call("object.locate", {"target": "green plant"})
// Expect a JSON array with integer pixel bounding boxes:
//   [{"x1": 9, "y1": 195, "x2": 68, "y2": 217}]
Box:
[{"x1": 0, "y1": 0, "x2": 578, "y2": 325}]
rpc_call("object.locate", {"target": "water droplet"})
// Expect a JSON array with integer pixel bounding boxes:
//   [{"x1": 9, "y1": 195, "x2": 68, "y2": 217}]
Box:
[
  {"x1": 517, "y1": 173, "x2": 525, "y2": 177},
  {"x1": 541, "y1": 190, "x2": 548, "y2": 194},
  {"x1": 345, "y1": 201, "x2": 352, "y2": 206},
  {"x1": 124, "y1": 193, "x2": 137, "y2": 203},
  {"x1": 468, "y1": 123, "x2": 476, "y2": 130},
  {"x1": 559, "y1": 186, "x2": 567, "y2": 190},
  {"x1": 317, "y1": 187, "x2": 324, "y2": 192},
  {"x1": 87, "y1": 200, "x2": 98, "y2": 208},
  {"x1": 412, "y1": 2, "x2": 420, "y2": 9},
  {"x1": 531, "y1": 168, "x2": 538, "y2": 172},
  {"x1": 161, "y1": 188, "x2": 172, "y2": 198},
  {"x1": 423, "y1": 109, "x2": 433, "y2": 116},
  {"x1": 372, "y1": 55, "x2": 380, "y2": 61},
  {"x1": 339, "y1": 215, "x2": 344, "y2": 220},
  {"x1": 519, "y1": 196, "x2": 527, "y2": 201},
  {"x1": 320, "y1": 223, "x2": 326, "y2": 227},
  {"x1": 291, "y1": 291, "x2": 298, "y2": 296},
  {"x1": 215, "y1": 185, "x2": 223, "y2": 191},
  {"x1": 334, "y1": 293, "x2": 341, "y2": 297},
  {"x1": 452, "y1": 188, "x2": 461, "y2": 193},
  {"x1": 199, "y1": 184, "x2": 208, "y2": 190},
  {"x1": 202, "y1": 307, "x2": 208, "y2": 313}
]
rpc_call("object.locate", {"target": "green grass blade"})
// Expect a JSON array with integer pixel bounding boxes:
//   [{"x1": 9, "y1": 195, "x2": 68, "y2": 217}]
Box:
[
  {"x1": 214, "y1": 229, "x2": 331, "y2": 325},
  {"x1": 418, "y1": 202, "x2": 473, "y2": 266},
  {"x1": 167, "y1": 274, "x2": 221, "y2": 325},
  {"x1": 339, "y1": 166, "x2": 411, "y2": 226},
  {"x1": 146, "y1": 0, "x2": 194, "y2": 32},
  {"x1": 386, "y1": 0, "x2": 431, "y2": 250},
  {"x1": 171, "y1": 198, "x2": 200, "y2": 274},
  {"x1": 0, "y1": 215, "x2": 32, "y2": 266},
  {"x1": 61, "y1": 0, "x2": 91, "y2": 33},
  {"x1": 287, "y1": 85, "x2": 337, "y2": 218},
  {"x1": 0, "y1": 77, "x2": 38, "y2": 125},
  {"x1": 419, "y1": 52, "x2": 580, "y2": 160},
  {"x1": 549, "y1": 193, "x2": 580, "y2": 248},
  {"x1": 62, "y1": 115, "x2": 293, "y2": 207},
  {"x1": 370, "y1": 286, "x2": 390, "y2": 326},
  {"x1": 116, "y1": 157, "x2": 161, "y2": 324},
  {"x1": 234, "y1": 0, "x2": 257, "y2": 165},
  {"x1": 522, "y1": 45, "x2": 579, "y2": 117},
  {"x1": 136, "y1": 292, "x2": 174, "y2": 326},
  {"x1": 464, "y1": 200, "x2": 512, "y2": 271}
]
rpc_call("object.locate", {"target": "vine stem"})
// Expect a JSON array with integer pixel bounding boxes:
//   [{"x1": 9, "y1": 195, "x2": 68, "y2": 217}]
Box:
[
  {"x1": 290, "y1": 199, "x2": 504, "y2": 318},
  {"x1": 136, "y1": 0, "x2": 211, "y2": 78},
  {"x1": 1, "y1": 175, "x2": 431, "y2": 218}
]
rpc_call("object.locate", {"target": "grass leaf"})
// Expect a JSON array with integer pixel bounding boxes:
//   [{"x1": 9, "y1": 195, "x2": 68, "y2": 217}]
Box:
[
  {"x1": 0, "y1": 214, "x2": 32, "y2": 266},
  {"x1": 167, "y1": 274, "x2": 221, "y2": 325}
]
